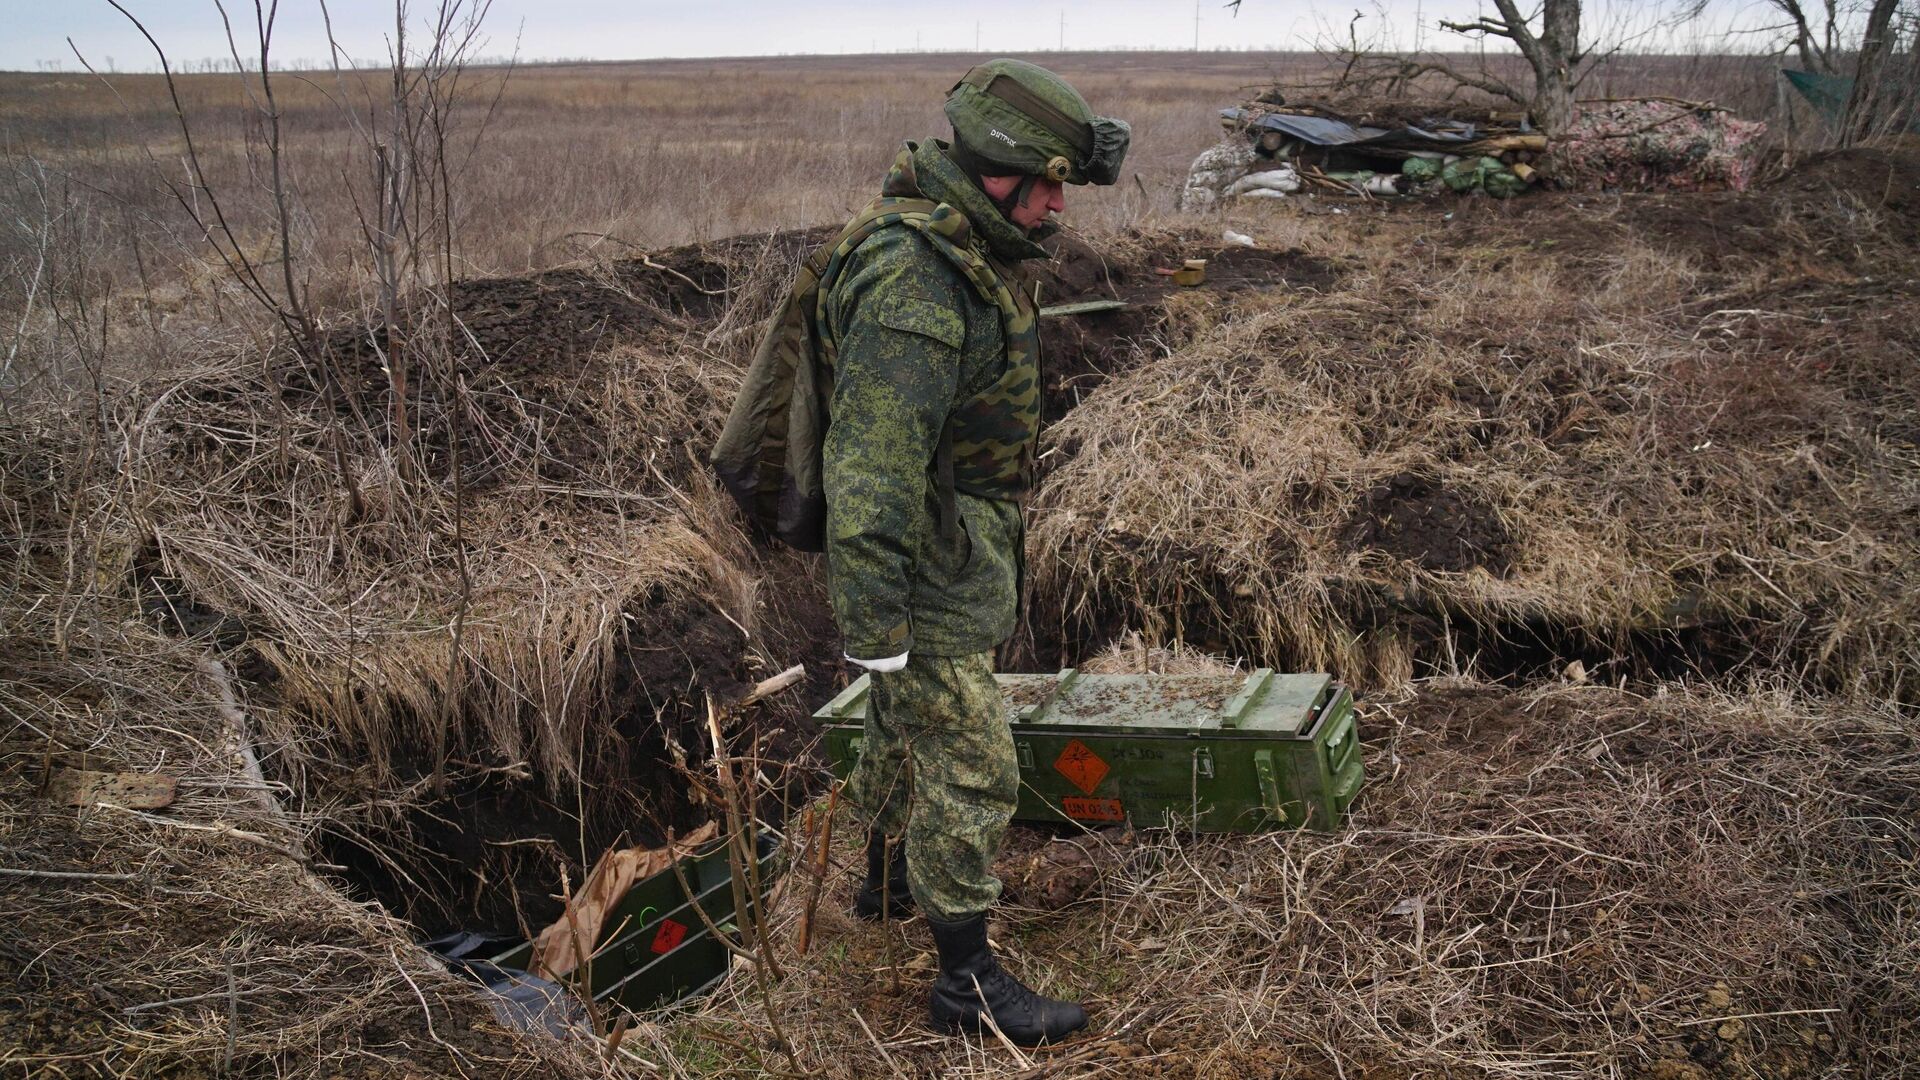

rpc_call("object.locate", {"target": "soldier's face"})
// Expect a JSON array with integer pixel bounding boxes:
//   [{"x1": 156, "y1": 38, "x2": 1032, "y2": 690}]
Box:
[{"x1": 981, "y1": 175, "x2": 1066, "y2": 231}]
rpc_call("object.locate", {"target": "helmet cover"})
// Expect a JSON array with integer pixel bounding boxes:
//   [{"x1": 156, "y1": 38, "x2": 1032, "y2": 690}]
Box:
[{"x1": 945, "y1": 59, "x2": 1130, "y2": 185}]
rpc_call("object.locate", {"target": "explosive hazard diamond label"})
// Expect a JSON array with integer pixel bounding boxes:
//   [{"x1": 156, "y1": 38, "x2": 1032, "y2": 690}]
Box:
[
  {"x1": 650, "y1": 917, "x2": 688, "y2": 955},
  {"x1": 1053, "y1": 739, "x2": 1110, "y2": 795}
]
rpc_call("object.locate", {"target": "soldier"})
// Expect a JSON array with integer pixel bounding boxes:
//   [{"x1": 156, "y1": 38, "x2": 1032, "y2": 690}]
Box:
[{"x1": 824, "y1": 60, "x2": 1128, "y2": 1046}]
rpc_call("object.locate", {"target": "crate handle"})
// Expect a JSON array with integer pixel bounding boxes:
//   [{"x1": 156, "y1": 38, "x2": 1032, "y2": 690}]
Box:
[
  {"x1": 1254, "y1": 747, "x2": 1285, "y2": 822},
  {"x1": 1324, "y1": 711, "x2": 1357, "y2": 771}
]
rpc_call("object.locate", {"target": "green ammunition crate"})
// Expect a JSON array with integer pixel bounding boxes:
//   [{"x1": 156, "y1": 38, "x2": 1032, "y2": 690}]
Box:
[
  {"x1": 820, "y1": 669, "x2": 1361, "y2": 832},
  {"x1": 488, "y1": 830, "x2": 779, "y2": 1013}
]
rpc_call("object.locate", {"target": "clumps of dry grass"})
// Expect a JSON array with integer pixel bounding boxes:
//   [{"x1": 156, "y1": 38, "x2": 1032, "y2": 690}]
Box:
[
  {"x1": 0, "y1": 230, "x2": 843, "y2": 931},
  {"x1": 1078, "y1": 629, "x2": 1240, "y2": 676},
  {"x1": 0, "y1": 420, "x2": 616, "y2": 1078},
  {"x1": 654, "y1": 679, "x2": 1918, "y2": 1079},
  {"x1": 119, "y1": 240, "x2": 812, "y2": 804},
  {"x1": 1028, "y1": 207, "x2": 1920, "y2": 694}
]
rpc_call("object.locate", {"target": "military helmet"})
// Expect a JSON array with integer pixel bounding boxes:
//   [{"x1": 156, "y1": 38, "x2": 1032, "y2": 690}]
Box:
[{"x1": 945, "y1": 59, "x2": 1130, "y2": 186}]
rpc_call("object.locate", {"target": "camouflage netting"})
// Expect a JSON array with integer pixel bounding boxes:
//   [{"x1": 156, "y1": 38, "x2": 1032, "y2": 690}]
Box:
[{"x1": 1556, "y1": 101, "x2": 1769, "y2": 192}]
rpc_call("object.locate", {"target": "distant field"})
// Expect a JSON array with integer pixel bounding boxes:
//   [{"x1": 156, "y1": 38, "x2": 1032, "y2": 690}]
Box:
[{"x1": 0, "y1": 49, "x2": 1779, "y2": 310}]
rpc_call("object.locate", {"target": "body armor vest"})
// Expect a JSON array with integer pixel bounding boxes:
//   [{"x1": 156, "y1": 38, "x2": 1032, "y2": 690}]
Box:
[{"x1": 711, "y1": 190, "x2": 1042, "y2": 551}]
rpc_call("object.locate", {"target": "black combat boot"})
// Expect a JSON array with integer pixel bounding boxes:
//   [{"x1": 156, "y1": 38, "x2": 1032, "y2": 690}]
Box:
[
  {"x1": 926, "y1": 913, "x2": 1088, "y2": 1046},
  {"x1": 852, "y1": 832, "x2": 914, "y2": 920}
]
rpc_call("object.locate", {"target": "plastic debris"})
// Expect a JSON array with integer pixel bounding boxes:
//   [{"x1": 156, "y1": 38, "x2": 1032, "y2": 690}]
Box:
[{"x1": 424, "y1": 932, "x2": 586, "y2": 1037}]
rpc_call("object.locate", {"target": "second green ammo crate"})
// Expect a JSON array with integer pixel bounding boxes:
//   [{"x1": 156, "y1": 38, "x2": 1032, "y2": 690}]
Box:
[
  {"x1": 487, "y1": 830, "x2": 779, "y2": 1013},
  {"x1": 820, "y1": 668, "x2": 1362, "y2": 832}
]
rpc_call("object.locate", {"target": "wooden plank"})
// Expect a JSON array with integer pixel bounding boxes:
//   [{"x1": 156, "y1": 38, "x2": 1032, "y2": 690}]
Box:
[{"x1": 46, "y1": 767, "x2": 177, "y2": 810}]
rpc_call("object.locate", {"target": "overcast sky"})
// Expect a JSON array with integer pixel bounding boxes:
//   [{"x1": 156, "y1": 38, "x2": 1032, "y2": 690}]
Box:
[{"x1": 10, "y1": 0, "x2": 1785, "y2": 73}]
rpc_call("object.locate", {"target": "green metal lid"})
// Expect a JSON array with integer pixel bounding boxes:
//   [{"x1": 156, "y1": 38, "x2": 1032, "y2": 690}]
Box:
[{"x1": 818, "y1": 667, "x2": 1332, "y2": 737}]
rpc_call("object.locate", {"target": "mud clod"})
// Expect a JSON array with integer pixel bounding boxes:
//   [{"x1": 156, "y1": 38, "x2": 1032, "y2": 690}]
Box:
[{"x1": 1344, "y1": 472, "x2": 1515, "y2": 575}]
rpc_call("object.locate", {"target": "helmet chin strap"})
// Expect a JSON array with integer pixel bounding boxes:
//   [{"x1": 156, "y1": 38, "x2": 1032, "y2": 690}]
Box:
[
  {"x1": 1011, "y1": 174, "x2": 1040, "y2": 216},
  {"x1": 944, "y1": 139, "x2": 1048, "y2": 234}
]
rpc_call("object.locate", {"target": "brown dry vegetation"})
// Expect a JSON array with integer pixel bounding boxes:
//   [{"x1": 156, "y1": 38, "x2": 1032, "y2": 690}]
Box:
[
  {"x1": 1030, "y1": 169, "x2": 1920, "y2": 694},
  {"x1": 3, "y1": 51, "x2": 1917, "y2": 1080},
  {"x1": 0, "y1": 51, "x2": 1784, "y2": 333}
]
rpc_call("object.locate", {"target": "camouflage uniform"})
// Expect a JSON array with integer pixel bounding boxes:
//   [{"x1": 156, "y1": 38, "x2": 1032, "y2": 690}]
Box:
[
  {"x1": 824, "y1": 139, "x2": 1047, "y2": 920},
  {"x1": 1179, "y1": 137, "x2": 1258, "y2": 212},
  {"x1": 840, "y1": 654, "x2": 1018, "y2": 918}
]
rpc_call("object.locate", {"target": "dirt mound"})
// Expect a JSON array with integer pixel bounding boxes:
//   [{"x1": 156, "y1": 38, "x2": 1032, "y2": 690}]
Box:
[
  {"x1": 0, "y1": 542, "x2": 611, "y2": 1079},
  {"x1": 1029, "y1": 197, "x2": 1920, "y2": 689},
  {"x1": 1036, "y1": 231, "x2": 1342, "y2": 422},
  {"x1": 1431, "y1": 143, "x2": 1920, "y2": 277},
  {"x1": 1777, "y1": 144, "x2": 1920, "y2": 214},
  {"x1": 1776, "y1": 144, "x2": 1920, "y2": 247}
]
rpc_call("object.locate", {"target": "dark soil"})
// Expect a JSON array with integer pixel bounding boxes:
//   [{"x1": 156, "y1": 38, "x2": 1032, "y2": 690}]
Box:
[
  {"x1": 1343, "y1": 471, "x2": 1515, "y2": 575},
  {"x1": 1420, "y1": 144, "x2": 1920, "y2": 278},
  {"x1": 319, "y1": 228, "x2": 828, "y2": 384},
  {"x1": 313, "y1": 592, "x2": 763, "y2": 934},
  {"x1": 314, "y1": 562, "x2": 845, "y2": 938},
  {"x1": 270, "y1": 229, "x2": 831, "y2": 492},
  {"x1": 994, "y1": 824, "x2": 1135, "y2": 910},
  {"x1": 1777, "y1": 144, "x2": 1920, "y2": 223}
]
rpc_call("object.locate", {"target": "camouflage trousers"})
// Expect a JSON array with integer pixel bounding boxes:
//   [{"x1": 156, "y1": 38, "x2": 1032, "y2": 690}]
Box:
[{"x1": 841, "y1": 651, "x2": 1018, "y2": 921}]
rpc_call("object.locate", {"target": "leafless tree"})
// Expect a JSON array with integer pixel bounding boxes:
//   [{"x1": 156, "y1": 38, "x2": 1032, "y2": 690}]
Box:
[
  {"x1": 318, "y1": 0, "x2": 503, "y2": 793},
  {"x1": 1434, "y1": 0, "x2": 1589, "y2": 133},
  {"x1": 1843, "y1": 0, "x2": 1909, "y2": 141},
  {"x1": 91, "y1": 1, "x2": 506, "y2": 792},
  {"x1": 1766, "y1": 0, "x2": 1842, "y2": 71},
  {"x1": 91, "y1": 1, "x2": 369, "y2": 527}
]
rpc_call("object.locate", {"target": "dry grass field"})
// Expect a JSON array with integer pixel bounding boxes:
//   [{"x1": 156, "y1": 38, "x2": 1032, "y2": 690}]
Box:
[
  {"x1": 0, "y1": 50, "x2": 1783, "y2": 340},
  {"x1": 3, "y1": 48, "x2": 1916, "y2": 1080}
]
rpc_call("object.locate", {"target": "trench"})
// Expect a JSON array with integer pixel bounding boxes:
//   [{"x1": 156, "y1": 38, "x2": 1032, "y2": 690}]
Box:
[
  {"x1": 141, "y1": 220, "x2": 1805, "y2": 950},
  {"x1": 289, "y1": 238, "x2": 1332, "y2": 939}
]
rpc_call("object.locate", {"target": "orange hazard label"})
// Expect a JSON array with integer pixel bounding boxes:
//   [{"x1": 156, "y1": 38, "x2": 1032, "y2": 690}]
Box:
[
  {"x1": 1053, "y1": 739, "x2": 1110, "y2": 794},
  {"x1": 650, "y1": 917, "x2": 688, "y2": 954},
  {"x1": 1061, "y1": 796, "x2": 1126, "y2": 822}
]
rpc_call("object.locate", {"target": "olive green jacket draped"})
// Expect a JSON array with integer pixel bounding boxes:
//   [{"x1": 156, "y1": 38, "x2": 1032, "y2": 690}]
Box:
[{"x1": 822, "y1": 140, "x2": 1048, "y2": 660}]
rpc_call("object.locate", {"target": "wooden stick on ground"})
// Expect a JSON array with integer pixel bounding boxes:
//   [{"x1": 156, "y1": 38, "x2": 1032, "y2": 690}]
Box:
[
  {"x1": 0, "y1": 867, "x2": 139, "y2": 882},
  {"x1": 741, "y1": 663, "x2": 805, "y2": 706}
]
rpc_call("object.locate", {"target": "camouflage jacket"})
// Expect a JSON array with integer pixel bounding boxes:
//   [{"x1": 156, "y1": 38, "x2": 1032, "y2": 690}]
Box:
[{"x1": 822, "y1": 140, "x2": 1048, "y2": 660}]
